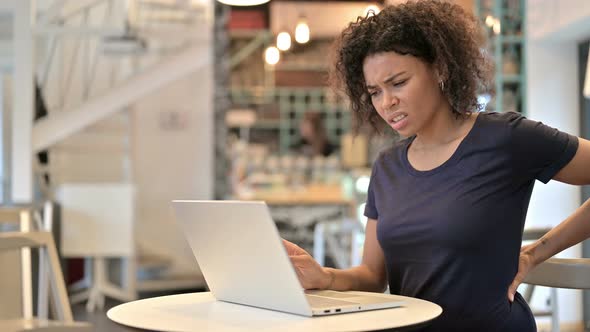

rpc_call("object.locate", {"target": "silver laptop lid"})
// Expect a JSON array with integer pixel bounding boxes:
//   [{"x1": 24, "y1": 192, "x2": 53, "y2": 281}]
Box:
[{"x1": 172, "y1": 200, "x2": 313, "y2": 316}]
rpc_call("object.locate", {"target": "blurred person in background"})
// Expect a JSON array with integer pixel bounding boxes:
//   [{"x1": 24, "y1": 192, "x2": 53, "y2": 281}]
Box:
[
  {"x1": 283, "y1": 1, "x2": 590, "y2": 331},
  {"x1": 292, "y1": 112, "x2": 337, "y2": 158}
]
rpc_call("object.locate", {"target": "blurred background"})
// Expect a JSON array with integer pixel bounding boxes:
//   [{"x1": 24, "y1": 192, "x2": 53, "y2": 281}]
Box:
[{"x1": 0, "y1": 0, "x2": 588, "y2": 331}]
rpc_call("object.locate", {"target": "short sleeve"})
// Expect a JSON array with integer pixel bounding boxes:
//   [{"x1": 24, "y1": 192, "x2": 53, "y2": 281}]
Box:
[
  {"x1": 364, "y1": 164, "x2": 379, "y2": 220},
  {"x1": 508, "y1": 112, "x2": 579, "y2": 183}
]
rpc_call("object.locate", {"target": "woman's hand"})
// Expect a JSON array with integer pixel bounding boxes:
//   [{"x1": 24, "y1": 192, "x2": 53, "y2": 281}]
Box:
[
  {"x1": 507, "y1": 244, "x2": 537, "y2": 302},
  {"x1": 282, "y1": 239, "x2": 333, "y2": 290}
]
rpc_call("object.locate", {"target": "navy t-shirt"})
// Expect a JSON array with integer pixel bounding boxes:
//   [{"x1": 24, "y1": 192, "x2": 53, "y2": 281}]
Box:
[{"x1": 364, "y1": 111, "x2": 579, "y2": 332}]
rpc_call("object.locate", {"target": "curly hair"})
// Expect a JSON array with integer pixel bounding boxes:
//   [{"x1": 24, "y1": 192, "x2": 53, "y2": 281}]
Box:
[{"x1": 330, "y1": 0, "x2": 493, "y2": 133}]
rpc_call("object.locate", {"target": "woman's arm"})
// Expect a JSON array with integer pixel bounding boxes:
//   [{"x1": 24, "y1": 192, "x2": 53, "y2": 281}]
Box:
[
  {"x1": 324, "y1": 219, "x2": 388, "y2": 293},
  {"x1": 529, "y1": 137, "x2": 590, "y2": 263},
  {"x1": 284, "y1": 218, "x2": 387, "y2": 292},
  {"x1": 508, "y1": 137, "x2": 590, "y2": 301},
  {"x1": 525, "y1": 198, "x2": 590, "y2": 264}
]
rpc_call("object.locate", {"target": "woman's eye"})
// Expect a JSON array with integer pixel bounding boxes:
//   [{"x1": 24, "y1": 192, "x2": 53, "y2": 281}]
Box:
[
  {"x1": 369, "y1": 91, "x2": 380, "y2": 97},
  {"x1": 393, "y1": 80, "x2": 407, "y2": 87}
]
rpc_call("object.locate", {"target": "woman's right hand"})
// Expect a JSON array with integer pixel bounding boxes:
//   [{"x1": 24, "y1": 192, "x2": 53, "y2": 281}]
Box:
[{"x1": 282, "y1": 239, "x2": 333, "y2": 290}]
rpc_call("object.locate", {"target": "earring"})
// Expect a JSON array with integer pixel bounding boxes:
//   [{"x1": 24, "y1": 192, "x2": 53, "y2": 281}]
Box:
[{"x1": 439, "y1": 80, "x2": 445, "y2": 92}]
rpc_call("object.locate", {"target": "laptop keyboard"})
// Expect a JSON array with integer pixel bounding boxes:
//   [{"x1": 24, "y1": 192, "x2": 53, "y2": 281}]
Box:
[
  {"x1": 313, "y1": 290, "x2": 363, "y2": 299},
  {"x1": 306, "y1": 294, "x2": 358, "y2": 308}
]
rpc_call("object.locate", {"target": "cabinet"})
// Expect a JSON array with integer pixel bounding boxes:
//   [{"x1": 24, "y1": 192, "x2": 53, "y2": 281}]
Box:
[{"x1": 475, "y1": 0, "x2": 526, "y2": 114}]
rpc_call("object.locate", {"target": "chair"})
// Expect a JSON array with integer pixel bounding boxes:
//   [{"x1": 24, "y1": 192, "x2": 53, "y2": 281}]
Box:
[
  {"x1": 523, "y1": 256, "x2": 590, "y2": 332},
  {"x1": 0, "y1": 203, "x2": 63, "y2": 320},
  {"x1": 0, "y1": 206, "x2": 33, "y2": 319},
  {"x1": 524, "y1": 257, "x2": 590, "y2": 289},
  {"x1": 0, "y1": 207, "x2": 91, "y2": 332}
]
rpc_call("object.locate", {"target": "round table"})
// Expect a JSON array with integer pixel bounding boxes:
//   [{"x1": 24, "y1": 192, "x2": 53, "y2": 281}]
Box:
[{"x1": 107, "y1": 291, "x2": 442, "y2": 332}]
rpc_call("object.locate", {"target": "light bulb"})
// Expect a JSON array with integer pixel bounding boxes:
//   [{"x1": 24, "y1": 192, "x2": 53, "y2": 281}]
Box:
[
  {"x1": 295, "y1": 19, "x2": 310, "y2": 44},
  {"x1": 492, "y1": 19, "x2": 501, "y2": 35},
  {"x1": 265, "y1": 46, "x2": 280, "y2": 65},
  {"x1": 216, "y1": 0, "x2": 270, "y2": 6},
  {"x1": 364, "y1": 5, "x2": 380, "y2": 17},
  {"x1": 355, "y1": 176, "x2": 370, "y2": 194},
  {"x1": 276, "y1": 31, "x2": 291, "y2": 51}
]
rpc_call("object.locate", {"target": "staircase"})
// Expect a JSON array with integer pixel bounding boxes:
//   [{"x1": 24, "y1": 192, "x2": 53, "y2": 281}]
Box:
[
  {"x1": 45, "y1": 112, "x2": 131, "y2": 185},
  {"x1": 27, "y1": 0, "x2": 212, "y2": 304}
]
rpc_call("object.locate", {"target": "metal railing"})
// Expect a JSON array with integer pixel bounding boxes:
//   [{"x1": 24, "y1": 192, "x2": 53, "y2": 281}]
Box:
[{"x1": 37, "y1": 0, "x2": 207, "y2": 114}]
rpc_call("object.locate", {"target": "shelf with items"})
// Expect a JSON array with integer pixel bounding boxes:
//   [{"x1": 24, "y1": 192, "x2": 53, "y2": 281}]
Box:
[
  {"x1": 501, "y1": 35, "x2": 523, "y2": 44},
  {"x1": 475, "y1": 0, "x2": 526, "y2": 114},
  {"x1": 229, "y1": 87, "x2": 352, "y2": 155},
  {"x1": 252, "y1": 119, "x2": 281, "y2": 129}
]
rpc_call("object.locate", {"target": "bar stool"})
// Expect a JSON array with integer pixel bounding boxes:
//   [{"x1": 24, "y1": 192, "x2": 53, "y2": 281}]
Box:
[{"x1": 0, "y1": 230, "x2": 91, "y2": 331}]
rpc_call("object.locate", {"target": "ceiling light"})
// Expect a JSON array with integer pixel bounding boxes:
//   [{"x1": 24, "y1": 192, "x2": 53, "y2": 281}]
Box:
[
  {"x1": 276, "y1": 31, "x2": 291, "y2": 51},
  {"x1": 492, "y1": 19, "x2": 501, "y2": 35},
  {"x1": 295, "y1": 18, "x2": 310, "y2": 44},
  {"x1": 364, "y1": 5, "x2": 380, "y2": 17},
  {"x1": 264, "y1": 46, "x2": 280, "y2": 65},
  {"x1": 216, "y1": 0, "x2": 270, "y2": 6}
]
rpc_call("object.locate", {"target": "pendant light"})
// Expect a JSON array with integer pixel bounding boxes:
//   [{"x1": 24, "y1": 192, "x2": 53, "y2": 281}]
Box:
[
  {"x1": 364, "y1": 5, "x2": 380, "y2": 16},
  {"x1": 276, "y1": 31, "x2": 291, "y2": 51},
  {"x1": 265, "y1": 46, "x2": 280, "y2": 65},
  {"x1": 295, "y1": 16, "x2": 310, "y2": 44},
  {"x1": 216, "y1": 0, "x2": 270, "y2": 6}
]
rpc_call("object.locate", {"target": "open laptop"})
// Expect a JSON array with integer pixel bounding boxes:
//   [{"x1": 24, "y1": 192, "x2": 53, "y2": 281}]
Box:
[{"x1": 171, "y1": 200, "x2": 405, "y2": 317}]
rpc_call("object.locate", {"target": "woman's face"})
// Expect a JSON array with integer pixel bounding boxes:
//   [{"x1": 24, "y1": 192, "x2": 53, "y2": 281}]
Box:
[
  {"x1": 299, "y1": 120, "x2": 314, "y2": 140},
  {"x1": 362, "y1": 52, "x2": 444, "y2": 137}
]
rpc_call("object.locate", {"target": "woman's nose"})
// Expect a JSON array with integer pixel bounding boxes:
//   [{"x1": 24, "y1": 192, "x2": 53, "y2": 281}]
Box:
[{"x1": 382, "y1": 92, "x2": 398, "y2": 110}]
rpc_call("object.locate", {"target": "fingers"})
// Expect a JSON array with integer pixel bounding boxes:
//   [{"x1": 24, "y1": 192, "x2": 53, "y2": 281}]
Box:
[
  {"x1": 520, "y1": 244, "x2": 533, "y2": 252},
  {"x1": 282, "y1": 239, "x2": 301, "y2": 256},
  {"x1": 288, "y1": 254, "x2": 321, "y2": 290},
  {"x1": 507, "y1": 275, "x2": 522, "y2": 302},
  {"x1": 290, "y1": 254, "x2": 313, "y2": 266},
  {"x1": 282, "y1": 239, "x2": 292, "y2": 253},
  {"x1": 282, "y1": 239, "x2": 297, "y2": 250},
  {"x1": 289, "y1": 255, "x2": 318, "y2": 276},
  {"x1": 282, "y1": 239, "x2": 309, "y2": 256}
]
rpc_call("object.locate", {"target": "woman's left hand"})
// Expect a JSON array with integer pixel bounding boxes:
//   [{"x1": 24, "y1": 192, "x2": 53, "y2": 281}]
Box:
[{"x1": 507, "y1": 244, "x2": 537, "y2": 302}]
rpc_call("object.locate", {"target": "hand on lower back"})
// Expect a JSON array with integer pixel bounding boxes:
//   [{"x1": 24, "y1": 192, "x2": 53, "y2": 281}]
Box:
[
  {"x1": 507, "y1": 244, "x2": 537, "y2": 302},
  {"x1": 282, "y1": 239, "x2": 332, "y2": 290}
]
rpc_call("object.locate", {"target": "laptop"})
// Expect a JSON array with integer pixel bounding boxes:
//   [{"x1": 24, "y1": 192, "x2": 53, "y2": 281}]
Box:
[{"x1": 172, "y1": 200, "x2": 405, "y2": 317}]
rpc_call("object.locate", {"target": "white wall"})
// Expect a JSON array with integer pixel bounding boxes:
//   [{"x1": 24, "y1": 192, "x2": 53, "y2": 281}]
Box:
[
  {"x1": 526, "y1": 0, "x2": 590, "y2": 326},
  {"x1": 132, "y1": 65, "x2": 213, "y2": 273},
  {"x1": 528, "y1": 0, "x2": 590, "y2": 42},
  {"x1": 130, "y1": 1, "x2": 214, "y2": 273},
  {"x1": 35, "y1": 0, "x2": 214, "y2": 273}
]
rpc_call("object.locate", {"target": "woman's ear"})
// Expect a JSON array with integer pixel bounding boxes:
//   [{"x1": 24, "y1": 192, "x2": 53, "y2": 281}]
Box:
[
  {"x1": 433, "y1": 68, "x2": 443, "y2": 84},
  {"x1": 432, "y1": 62, "x2": 448, "y2": 85}
]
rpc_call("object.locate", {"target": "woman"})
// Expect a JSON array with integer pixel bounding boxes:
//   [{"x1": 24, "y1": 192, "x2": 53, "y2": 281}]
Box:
[
  {"x1": 292, "y1": 112, "x2": 336, "y2": 157},
  {"x1": 283, "y1": 1, "x2": 590, "y2": 331}
]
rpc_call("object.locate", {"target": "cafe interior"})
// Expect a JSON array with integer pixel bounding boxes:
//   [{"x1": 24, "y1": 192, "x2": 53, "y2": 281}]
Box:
[{"x1": 0, "y1": 0, "x2": 589, "y2": 331}]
